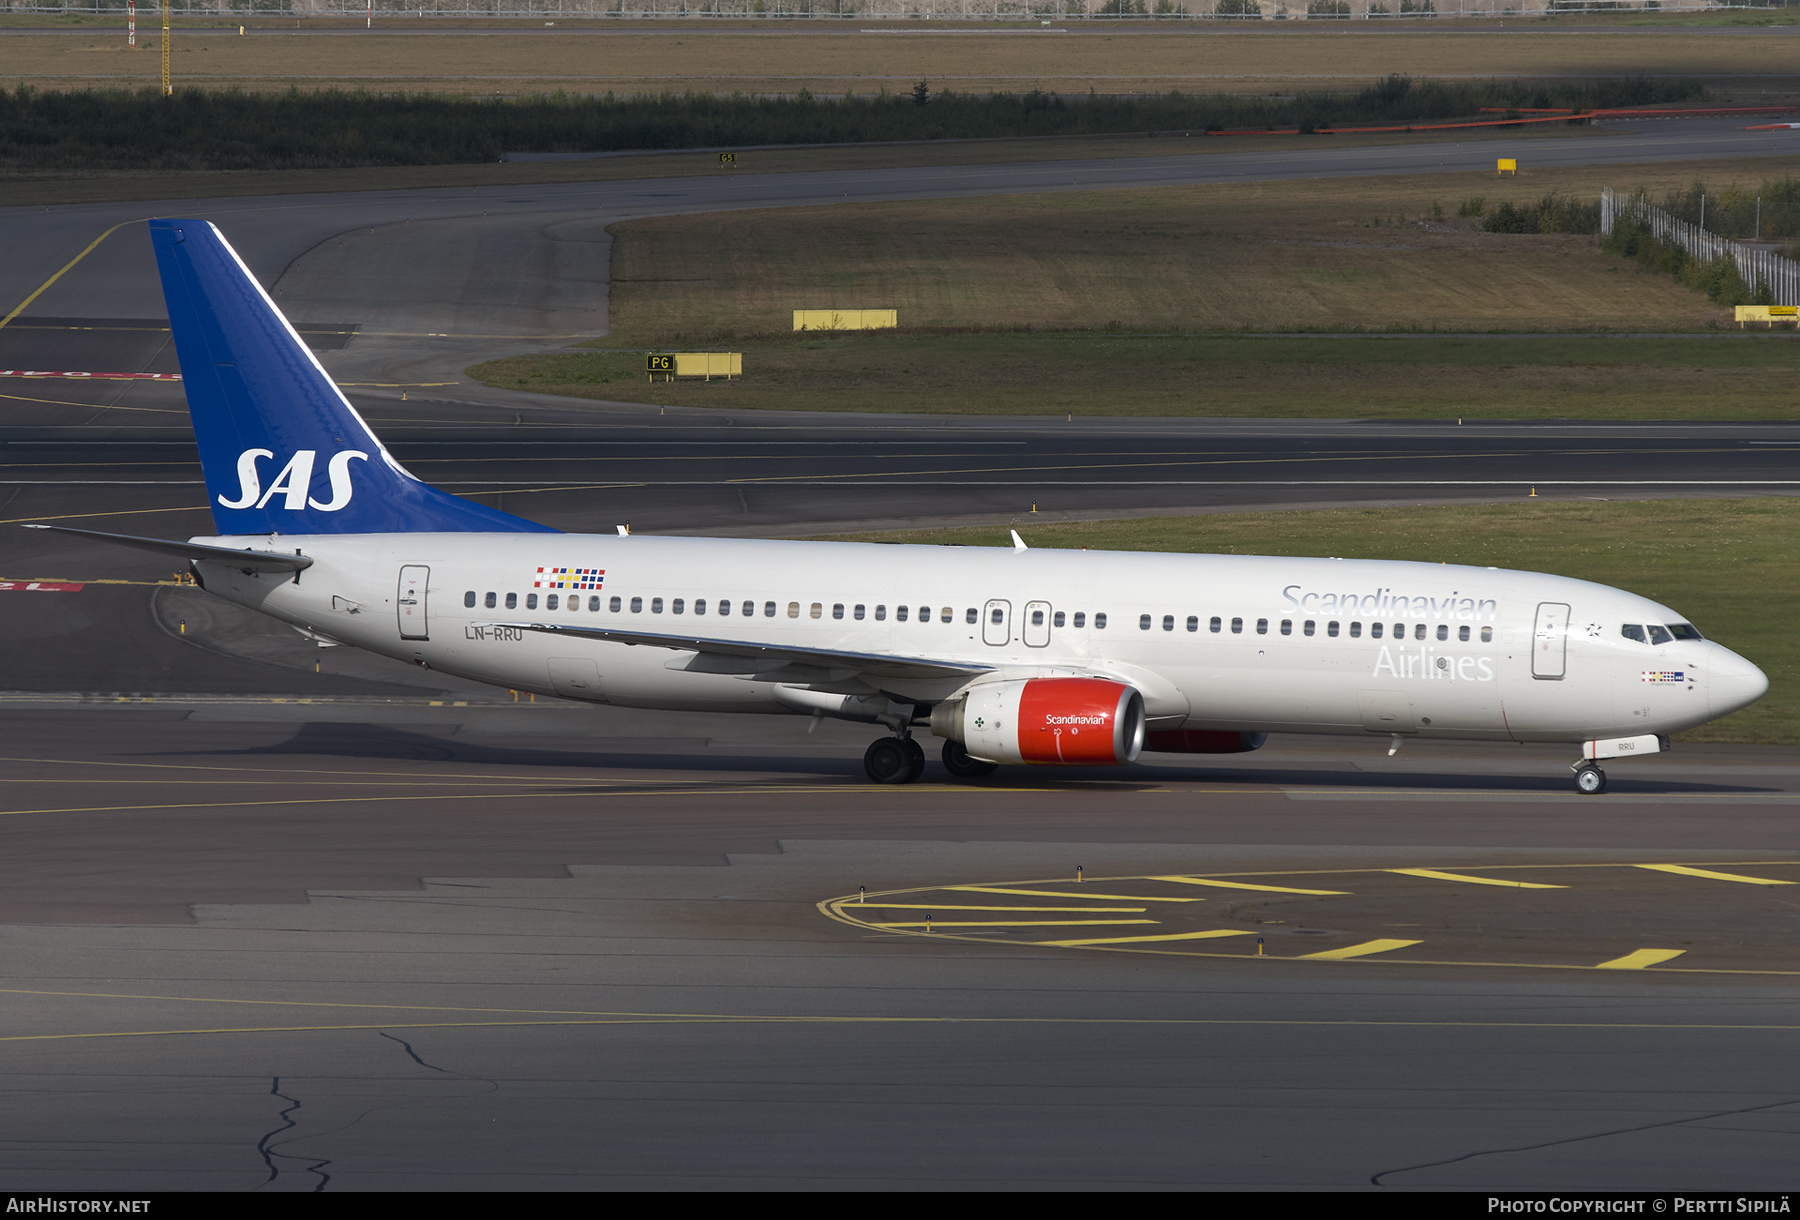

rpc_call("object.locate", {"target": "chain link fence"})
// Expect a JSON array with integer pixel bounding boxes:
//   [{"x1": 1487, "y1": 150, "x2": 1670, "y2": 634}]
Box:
[{"x1": 1602, "y1": 185, "x2": 1800, "y2": 306}]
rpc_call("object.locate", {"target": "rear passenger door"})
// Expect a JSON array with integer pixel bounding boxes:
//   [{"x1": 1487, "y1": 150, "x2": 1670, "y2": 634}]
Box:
[{"x1": 398, "y1": 565, "x2": 430, "y2": 640}]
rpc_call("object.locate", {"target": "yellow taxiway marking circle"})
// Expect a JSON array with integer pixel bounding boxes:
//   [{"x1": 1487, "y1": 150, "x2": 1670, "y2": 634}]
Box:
[
  {"x1": 1151, "y1": 875, "x2": 1350, "y2": 895},
  {"x1": 1596, "y1": 949, "x2": 1687, "y2": 970},
  {"x1": 1299, "y1": 939, "x2": 1423, "y2": 961},
  {"x1": 1039, "y1": 929, "x2": 1255, "y2": 948},
  {"x1": 946, "y1": 885, "x2": 1203, "y2": 902},
  {"x1": 1635, "y1": 864, "x2": 1796, "y2": 886},
  {"x1": 1388, "y1": 868, "x2": 1566, "y2": 889}
]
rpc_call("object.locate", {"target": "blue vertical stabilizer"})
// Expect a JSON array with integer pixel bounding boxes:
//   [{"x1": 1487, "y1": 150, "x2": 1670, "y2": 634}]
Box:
[{"x1": 150, "y1": 218, "x2": 556, "y2": 536}]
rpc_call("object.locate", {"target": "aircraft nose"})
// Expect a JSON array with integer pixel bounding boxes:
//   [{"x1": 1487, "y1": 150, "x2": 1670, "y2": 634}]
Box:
[{"x1": 1708, "y1": 642, "x2": 1769, "y2": 717}]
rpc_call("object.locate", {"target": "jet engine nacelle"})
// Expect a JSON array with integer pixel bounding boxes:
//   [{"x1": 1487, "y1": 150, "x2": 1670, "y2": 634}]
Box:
[
  {"x1": 1144, "y1": 729, "x2": 1268, "y2": 754},
  {"x1": 932, "y1": 677, "x2": 1146, "y2": 766}
]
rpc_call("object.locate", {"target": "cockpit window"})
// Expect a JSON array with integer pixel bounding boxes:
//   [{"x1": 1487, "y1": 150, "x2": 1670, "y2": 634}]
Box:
[
  {"x1": 1669, "y1": 623, "x2": 1704, "y2": 641},
  {"x1": 1647, "y1": 625, "x2": 1673, "y2": 646},
  {"x1": 1621, "y1": 624, "x2": 1647, "y2": 644}
]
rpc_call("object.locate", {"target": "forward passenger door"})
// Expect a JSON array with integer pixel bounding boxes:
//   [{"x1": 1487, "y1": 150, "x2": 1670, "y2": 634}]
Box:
[{"x1": 1533, "y1": 602, "x2": 1570, "y2": 680}]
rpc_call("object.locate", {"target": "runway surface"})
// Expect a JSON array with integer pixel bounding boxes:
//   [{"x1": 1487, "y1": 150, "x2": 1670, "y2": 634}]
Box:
[{"x1": 0, "y1": 119, "x2": 1797, "y2": 1190}]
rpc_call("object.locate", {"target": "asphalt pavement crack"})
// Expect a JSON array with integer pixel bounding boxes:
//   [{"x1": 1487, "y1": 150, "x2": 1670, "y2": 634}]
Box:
[
  {"x1": 1371, "y1": 1095, "x2": 1800, "y2": 1187},
  {"x1": 256, "y1": 1075, "x2": 333, "y2": 1193},
  {"x1": 379, "y1": 1030, "x2": 449, "y2": 1073},
  {"x1": 380, "y1": 1028, "x2": 501, "y2": 1095}
]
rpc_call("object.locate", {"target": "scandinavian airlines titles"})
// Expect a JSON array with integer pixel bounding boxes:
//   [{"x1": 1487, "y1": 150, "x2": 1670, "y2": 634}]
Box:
[{"x1": 1281, "y1": 583, "x2": 1500, "y2": 621}]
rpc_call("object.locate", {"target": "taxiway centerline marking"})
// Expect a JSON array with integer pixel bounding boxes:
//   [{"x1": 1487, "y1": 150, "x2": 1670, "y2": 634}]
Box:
[
  {"x1": 19, "y1": 1009, "x2": 1800, "y2": 1045},
  {"x1": 870, "y1": 919, "x2": 1158, "y2": 929},
  {"x1": 945, "y1": 885, "x2": 1203, "y2": 902},
  {"x1": 1038, "y1": 929, "x2": 1255, "y2": 947},
  {"x1": 842, "y1": 904, "x2": 1149, "y2": 912},
  {"x1": 0, "y1": 390, "x2": 183, "y2": 414},
  {"x1": 0, "y1": 221, "x2": 133, "y2": 332}
]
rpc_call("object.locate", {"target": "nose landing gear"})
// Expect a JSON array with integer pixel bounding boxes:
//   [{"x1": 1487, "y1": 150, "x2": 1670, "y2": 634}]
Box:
[
  {"x1": 864, "y1": 734, "x2": 925, "y2": 784},
  {"x1": 1573, "y1": 762, "x2": 1607, "y2": 795}
]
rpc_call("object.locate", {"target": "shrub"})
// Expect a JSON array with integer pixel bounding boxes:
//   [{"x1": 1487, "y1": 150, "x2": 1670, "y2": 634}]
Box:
[{"x1": 1482, "y1": 194, "x2": 1600, "y2": 235}]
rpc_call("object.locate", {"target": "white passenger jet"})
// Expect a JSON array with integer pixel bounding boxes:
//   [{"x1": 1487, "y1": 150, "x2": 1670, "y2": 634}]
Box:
[{"x1": 32, "y1": 220, "x2": 1769, "y2": 792}]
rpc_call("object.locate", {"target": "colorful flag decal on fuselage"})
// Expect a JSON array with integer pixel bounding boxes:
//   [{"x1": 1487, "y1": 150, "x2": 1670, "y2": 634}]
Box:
[{"x1": 534, "y1": 567, "x2": 605, "y2": 590}]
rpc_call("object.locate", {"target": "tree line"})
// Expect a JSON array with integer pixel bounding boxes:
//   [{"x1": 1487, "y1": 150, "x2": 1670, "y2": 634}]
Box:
[{"x1": 0, "y1": 75, "x2": 1704, "y2": 171}]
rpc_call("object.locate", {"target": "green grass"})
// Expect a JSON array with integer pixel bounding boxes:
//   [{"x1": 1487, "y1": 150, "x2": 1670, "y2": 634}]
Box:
[
  {"x1": 469, "y1": 163, "x2": 1800, "y2": 419},
  {"x1": 594, "y1": 179, "x2": 1729, "y2": 344},
  {"x1": 798, "y1": 498, "x2": 1800, "y2": 744},
  {"x1": 469, "y1": 333, "x2": 1800, "y2": 420}
]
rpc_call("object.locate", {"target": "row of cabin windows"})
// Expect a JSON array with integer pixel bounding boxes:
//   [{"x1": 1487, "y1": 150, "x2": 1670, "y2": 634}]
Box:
[
  {"x1": 460, "y1": 590, "x2": 1113, "y2": 626},
  {"x1": 1141, "y1": 614, "x2": 1493, "y2": 643},
  {"x1": 461, "y1": 590, "x2": 1495, "y2": 644}
]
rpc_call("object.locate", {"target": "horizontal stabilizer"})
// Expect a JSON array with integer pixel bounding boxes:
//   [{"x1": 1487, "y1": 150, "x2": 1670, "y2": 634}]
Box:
[
  {"x1": 22, "y1": 524, "x2": 314, "y2": 572},
  {"x1": 480, "y1": 621, "x2": 992, "y2": 682}
]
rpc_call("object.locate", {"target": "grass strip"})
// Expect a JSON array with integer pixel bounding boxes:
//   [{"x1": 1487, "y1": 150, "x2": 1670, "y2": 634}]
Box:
[{"x1": 471, "y1": 334, "x2": 1800, "y2": 420}]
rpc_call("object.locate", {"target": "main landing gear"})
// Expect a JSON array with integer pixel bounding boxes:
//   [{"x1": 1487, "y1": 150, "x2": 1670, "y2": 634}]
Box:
[
  {"x1": 864, "y1": 734, "x2": 925, "y2": 784},
  {"x1": 1573, "y1": 761, "x2": 1607, "y2": 795},
  {"x1": 941, "y1": 738, "x2": 999, "y2": 779},
  {"x1": 864, "y1": 735, "x2": 1000, "y2": 784}
]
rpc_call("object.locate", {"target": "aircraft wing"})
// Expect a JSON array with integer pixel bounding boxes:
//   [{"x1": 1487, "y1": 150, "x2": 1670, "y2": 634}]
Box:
[
  {"x1": 480, "y1": 620, "x2": 992, "y2": 682},
  {"x1": 21, "y1": 525, "x2": 315, "y2": 573}
]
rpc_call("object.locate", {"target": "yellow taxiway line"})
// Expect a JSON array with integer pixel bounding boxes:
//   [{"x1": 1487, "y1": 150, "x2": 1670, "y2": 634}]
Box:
[
  {"x1": 1388, "y1": 868, "x2": 1566, "y2": 889},
  {"x1": 1596, "y1": 949, "x2": 1687, "y2": 970},
  {"x1": 1300, "y1": 939, "x2": 1423, "y2": 961}
]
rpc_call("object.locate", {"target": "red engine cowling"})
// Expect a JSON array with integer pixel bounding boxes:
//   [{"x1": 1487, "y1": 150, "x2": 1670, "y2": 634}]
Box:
[
  {"x1": 933, "y1": 677, "x2": 1146, "y2": 766},
  {"x1": 1144, "y1": 730, "x2": 1268, "y2": 755}
]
